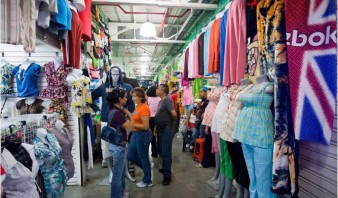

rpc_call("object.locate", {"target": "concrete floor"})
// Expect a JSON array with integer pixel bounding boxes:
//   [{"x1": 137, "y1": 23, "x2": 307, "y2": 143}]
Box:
[{"x1": 64, "y1": 136, "x2": 232, "y2": 198}]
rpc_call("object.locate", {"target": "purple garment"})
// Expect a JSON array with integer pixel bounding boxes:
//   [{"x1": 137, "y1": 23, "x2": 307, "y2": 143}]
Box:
[
  {"x1": 109, "y1": 107, "x2": 128, "y2": 142},
  {"x1": 182, "y1": 48, "x2": 189, "y2": 86},
  {"x1": 52, "y1": 128, "x2": 75, "y2": 179}
]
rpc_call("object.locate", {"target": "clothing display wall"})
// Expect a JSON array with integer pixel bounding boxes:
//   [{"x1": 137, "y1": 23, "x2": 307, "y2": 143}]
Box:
[{"x1": 0, "y1": 43, "x2": 82, "y2": 185}]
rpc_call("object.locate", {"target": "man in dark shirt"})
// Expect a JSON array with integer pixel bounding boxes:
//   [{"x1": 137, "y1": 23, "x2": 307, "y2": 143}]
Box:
[{"x1": 154, "y1": 84, "x2": 177, "y2": 186}]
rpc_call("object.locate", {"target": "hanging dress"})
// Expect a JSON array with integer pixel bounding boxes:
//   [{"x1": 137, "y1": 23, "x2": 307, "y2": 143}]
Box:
[
  {"x1": 0, "y1": 63, "x2": 14, "y2": 94},
  {"x1": 33, "y1": 133, "x2": 68, "y2": 198}
]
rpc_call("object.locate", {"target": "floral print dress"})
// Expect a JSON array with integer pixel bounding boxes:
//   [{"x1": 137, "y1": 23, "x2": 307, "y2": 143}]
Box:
[
  {"x1": 33, "y1": 132, "x2": 68, "y2": 198},
  {"x1": 70, "y1": 76, "x2": 93, "y2": 116},
  {"x1": 0, "y1": 63, "x2": 13, "y2": 94}
]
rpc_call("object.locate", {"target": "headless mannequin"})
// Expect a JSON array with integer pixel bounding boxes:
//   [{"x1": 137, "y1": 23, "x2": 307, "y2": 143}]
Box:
[
  {"x1": 54, "y1": 56, "x2": 63, "y2": 71},
  {"x1": 217, "y1": 80, "x2": 252, "y2": 198},
  {"x1": 251, "y1": 75, "x2": 273, "y2": 94},
  {"x1": 25, "y1": 97, "x2": 36, "y2": 105},
  {"x1": 66, "y1": 69, "x2": 83, "y2": 85},
  {"x1": 55, "y1": 119, "x2": 65, "y2": 132},
  {"x1": 36, "y1": 128, "x2": 48, "y2": 144},
  {"x1": 4, "y1": 135, "x2": 33, "y2": 171},
  {"x1": 233, "y1": 78, "x2": 250, "y2": 198}
]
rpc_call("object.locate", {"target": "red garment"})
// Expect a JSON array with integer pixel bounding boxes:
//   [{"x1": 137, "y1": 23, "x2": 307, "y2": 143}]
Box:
[
  {"x1": 78, "y1": 0, "x2": 92, "y2": 41},
  {"x1": 171, "y1": 93, "x2": 178, "y2": 111},
  {"x1": 67, "y1": 10, "x2": 82, "y2": 69},
  {"x1": 208, "y1": 18, "x2": 221, "y2": 73}
]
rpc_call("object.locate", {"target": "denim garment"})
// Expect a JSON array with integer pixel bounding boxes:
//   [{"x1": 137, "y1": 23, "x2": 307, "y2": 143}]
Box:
[
  {"x1": 109, "y1": 144, "x2": 126, "y2": 198},
  {"x1": 127, "y1": 130, "x2": 152, "y2": 183},
  {"x1": 199, "y1": 124, "x2": 207, "y2": 138},
  {"x1": 157, "y1": 126, "x2": 175, "y2": 177},
  {"x1": 189, "y1": 127, "x2": 199, "y2": 145},
  {"x1": 242, "y1": 143, "x2": 275, "y2": 198}
]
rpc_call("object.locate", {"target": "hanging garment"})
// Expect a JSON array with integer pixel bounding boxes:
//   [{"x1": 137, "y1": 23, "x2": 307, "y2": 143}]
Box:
[
  {"x1": 1, "y1": 0, "x2": 36, "y2": 52},
  {"x1": 0, "y1": 63, "x2": 13, "y2": 94},
  {"x1": 197, "y1": 33, "x2": 204, "y2": 75},
  {"x1": 210, "y1": 87, "x2": 229, "y2": 134},
  {"x1": 232, "y1": 82, "x2": 274, "y2": 148},
  {"x1": 208, "y1": 18, "x2": 221, "y2": 74},
  {"x1": 1, "y1": 143, "x2": 40, "y2": 198},
  {"x1": 33, "y1": 133, "x2": 68, "y2": 198},
  {"x1": 245, "y1": 0, "x2": 259, "y2": 76},
  {"x1": 52, "y1": 128, "x2": 75, "y2": 179},
  {"x1": 16, "y1": 98, "x2": 44, "y2": 114},
  {"x1": 286, "y1": 0, "x2": 337, "y2": 144},
  {"x1": 70, "y1": 76, "x2": 93, "y2": 116},
  {"x1": 49, "y1": 100, "x2": 68, "y2": 123},
  {"x1": 182, "y1": 48, "x2": 189, "y2": 86},
  {"x1": 203, "y1": 28, "x2": 211, "y2": 76},
  {"x1": 220, "y1": 84, "x2": 252, "y2": 142},
  {"x1": 13, "y1": 63, "x2": 41, "y2": 97},
  {"x1": 222, "y1": 0, "x2": 247, "y2": 86},
  {"x1": 78, "y1": 0, "x2": 92, "y2": 41},
  {"x1": 40, "y1": 62, "x2": 69, "y2": 103},
  {"x1": 192, "y1": 78, "x2": 202, "y2": 99},
  {"x1": 192, "y1": 37, "x2": 202, "y2": 78},
  {"x1": 188, "y1": 43, "x2": 194, "y2": 79},
  {"x1": 219, "y1": 11, "x2": 229, "y2": 85},
  {"x1": 182, "y1": 86, "x2": 193, "y2": 106},
  {"x1": 201, "y1": 87, "x2": 223, "y2": 127},
  {"x1": 55, "y1": 0, "x2": 72, "y2": 30},
  {"x1": 258, "y1": 0, "x2": 300, "y2": 195}
]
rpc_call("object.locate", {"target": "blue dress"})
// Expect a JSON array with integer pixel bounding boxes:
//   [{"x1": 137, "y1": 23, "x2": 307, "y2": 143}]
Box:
[{"x1": 33, "y1": 132, "x2": 68, "y2": 198}]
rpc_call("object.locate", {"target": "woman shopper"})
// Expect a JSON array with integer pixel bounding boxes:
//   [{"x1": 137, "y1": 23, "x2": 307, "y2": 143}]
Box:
[
  {"x1": 127, "y1": 88, "x2": 153, "y2": 188},
  {"x1": 146, "y1": 85, "x2": 161, "y2": 158},
  {"x1": 106, "y1": 88, "x2": 133, "y2": 198}
]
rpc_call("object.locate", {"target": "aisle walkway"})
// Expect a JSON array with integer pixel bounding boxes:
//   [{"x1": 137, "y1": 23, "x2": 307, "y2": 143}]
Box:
[{"x1": 64, "y1": 136, "x2": 221, "y2": 198}]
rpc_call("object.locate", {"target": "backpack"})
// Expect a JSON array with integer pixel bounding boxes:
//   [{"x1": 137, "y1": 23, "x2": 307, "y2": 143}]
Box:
[{"x1": 101, "y1": 109, "x2": 124, "y2": 146}]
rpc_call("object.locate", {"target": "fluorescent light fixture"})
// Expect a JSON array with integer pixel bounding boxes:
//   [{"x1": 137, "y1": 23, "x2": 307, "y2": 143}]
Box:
[
  {"x1": 141, "y1": 68, "x2": 147, "y2": 75},
  {"x1": 140, "y1": 22, "x2": 156, "y2": 38},
  {"x1": 141, "y1": 64, "x2": 148, "y2": 69},
  {"x1": 140, "y1": 56, "x2": 150, "y2": 62}
]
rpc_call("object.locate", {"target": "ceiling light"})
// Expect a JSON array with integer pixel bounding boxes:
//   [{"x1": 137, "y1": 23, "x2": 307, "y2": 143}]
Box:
[
  {"x1": 140, "y1": 56, "x2": 150, "y2": 62},
  {"x1": 141, "y1": 68, "x2": 147, "y2": 76},
  {"x1": 140, "y1": 22, "x2": 156, "y2": 38}
]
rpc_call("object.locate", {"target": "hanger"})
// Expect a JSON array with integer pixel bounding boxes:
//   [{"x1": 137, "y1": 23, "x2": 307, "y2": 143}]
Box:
[{"x1": 0, "y1": 52, "x2": 6, "y2": 66}]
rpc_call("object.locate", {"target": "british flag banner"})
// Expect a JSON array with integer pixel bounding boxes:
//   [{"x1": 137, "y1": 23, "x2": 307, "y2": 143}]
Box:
[{"x1": 286, "y1": 0, "x2": 337, "y2": 144}]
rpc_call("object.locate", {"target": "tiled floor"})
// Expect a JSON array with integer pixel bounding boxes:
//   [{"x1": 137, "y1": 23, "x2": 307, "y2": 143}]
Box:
[{"x1": 64, "y1": 136, "x2": 231, "y2": 198}]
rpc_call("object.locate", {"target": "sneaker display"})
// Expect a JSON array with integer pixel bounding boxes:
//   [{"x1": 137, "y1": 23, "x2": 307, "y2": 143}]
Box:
[{"x1": 136, "y1": 181, "x2": 153, "y2": 188}]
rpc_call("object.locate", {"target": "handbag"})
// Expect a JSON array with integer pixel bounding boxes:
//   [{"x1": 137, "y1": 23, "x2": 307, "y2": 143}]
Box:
[{"x1": 101, "y1": 109, "x2": 124, "y2": 146}]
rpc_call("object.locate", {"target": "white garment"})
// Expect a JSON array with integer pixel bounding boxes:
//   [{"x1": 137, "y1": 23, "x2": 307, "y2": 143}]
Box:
[
  {"x1": 100, "y1": 122, "x2": 112, "y2": 159},
  {"x1": 211, "y1": 92, "x2": 231, "y2": 135},
  {"x1": 87, "y1": 126, "x2": 94, "y2": 169},
  {"x1": 1, "y1": 143, "x2": 40, "y2": 198}
]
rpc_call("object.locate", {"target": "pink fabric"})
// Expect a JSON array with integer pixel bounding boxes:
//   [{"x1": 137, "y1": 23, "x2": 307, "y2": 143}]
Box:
[
  {"x1": 222, "y1": 0, "x2": 247, "y2": 86},
  {"x1": 182, "y1": 86, "x2": 193, "y2": 106},
  {"x1": 147, "y1": 96, "x2": 161, "y2": 117},
  {"x1": 192, "y1": 38, "x2": 202, "y2": 78},
  {"x1": 211, "y1": 131, "x2": 220, "y2": 153},
  {"x1": 202, "y1": 87, "x2": 223, "y2": 126}
]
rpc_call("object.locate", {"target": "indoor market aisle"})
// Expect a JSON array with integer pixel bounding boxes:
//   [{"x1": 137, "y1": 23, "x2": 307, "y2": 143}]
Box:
[{"x1": 64, "y1": 136, "x2": 222, "y2": 198}]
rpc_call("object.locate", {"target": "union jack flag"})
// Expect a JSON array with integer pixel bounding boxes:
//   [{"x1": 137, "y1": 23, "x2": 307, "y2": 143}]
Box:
[{"x1": 286, "y1": 0, "x2": 337, "y2": 144}]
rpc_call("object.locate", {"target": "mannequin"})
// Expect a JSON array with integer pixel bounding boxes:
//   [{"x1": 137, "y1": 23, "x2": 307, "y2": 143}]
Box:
[
  {"x1": 253, "y1": 75, "x2": 273, "y2": 93},
  {"x1": 91, "y1": 65, "x2": 134, "y2": 182},
  {"x1": 66, "y1": 69, "x2": 83, "y2": 84},
  {"x1": 4, "y1": 135, "x2": 33, "y2": 171},
  {"x1": 54, "y1": 55, "x2": 63, "y2": 72},
  {"x1": 55, "y1": 119, "x2": 66, "y2": 131},
  {"x1": 36, "y1": 128, "x2": 48, "y2": 144}
]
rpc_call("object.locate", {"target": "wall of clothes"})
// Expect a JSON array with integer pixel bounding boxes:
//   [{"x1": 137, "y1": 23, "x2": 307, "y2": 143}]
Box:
[{"x1": 167, "y1": 0, "x2": 337, "y2": 197}]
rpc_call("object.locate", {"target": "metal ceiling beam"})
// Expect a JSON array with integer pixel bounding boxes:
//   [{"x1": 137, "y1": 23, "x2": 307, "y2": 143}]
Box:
[
  {"x1": 109, "y1": 22, "x2": 182, "y2": 28},
  {"x1": 111, "y1": 39, "x2": 186, "y2": 44},
  {"x1": 93, "y1": 0, "x2": 217, "y2": 10}
]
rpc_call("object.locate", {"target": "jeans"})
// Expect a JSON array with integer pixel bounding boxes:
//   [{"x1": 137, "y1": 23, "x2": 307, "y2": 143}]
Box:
[
  {"x1": 127, "y1": 130, "x2": 152, "y2": 183},
  {"x1": 242, "y1": 143, "x2": 275, "y2": 198},
  {"x1": 157, "y1": 126, "x2": 175, "y2": 177},
  {"x1": 199, "y1": 124, "x2": 206, "y2": 138},
  {"x1": 109, "y1": 144, "x2": 126, "y2": 198},
  {"x1": 190, "y1": 127, "x2": 199, "y2": 145},
  {"x1": 150, "y1": 117, "x2": 158, "y2": 157}
]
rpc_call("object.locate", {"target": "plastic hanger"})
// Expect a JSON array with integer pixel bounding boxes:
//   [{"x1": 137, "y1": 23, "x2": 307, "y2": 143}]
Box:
[{"x1": 0, "y1": 52, "x2": 6, "y2": 66}]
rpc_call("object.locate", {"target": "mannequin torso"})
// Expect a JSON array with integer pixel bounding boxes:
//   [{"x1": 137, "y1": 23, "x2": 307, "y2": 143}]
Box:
[
  {"x1": 36, "y1": 128, "x2": 48, "y2": 144},
  {"x1": 247, "y1": 75, "x2": 273, "y2": 94}
]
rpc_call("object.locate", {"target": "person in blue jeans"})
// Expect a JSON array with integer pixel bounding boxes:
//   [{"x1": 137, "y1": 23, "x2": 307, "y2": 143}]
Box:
[
  {"x1": 127, "y1": 88, "x2": 153, "y2": 188},
  {"x1": 106, "y1": 88, "x2": 133, "y2": 198},
  {"x1": 154, "y1": 84, "x2": 177, "y2": 186}
]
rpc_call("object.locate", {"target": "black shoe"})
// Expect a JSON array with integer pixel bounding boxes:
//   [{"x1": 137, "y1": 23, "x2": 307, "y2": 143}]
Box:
[
  {"x1": 158, "y1": 169, "x2": 163, "y2": 173},
  {"x1": 162, "y1": 176, "x2": 171, "y2": 186}
]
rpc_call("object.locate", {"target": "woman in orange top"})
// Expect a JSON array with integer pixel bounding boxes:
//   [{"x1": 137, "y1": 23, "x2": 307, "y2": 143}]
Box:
[{"x1": 126, "y1": 88, "x2": 153, "y2": 188}]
